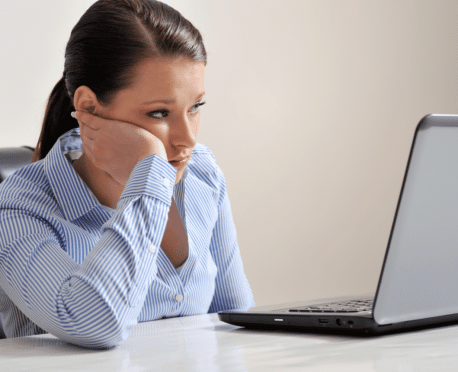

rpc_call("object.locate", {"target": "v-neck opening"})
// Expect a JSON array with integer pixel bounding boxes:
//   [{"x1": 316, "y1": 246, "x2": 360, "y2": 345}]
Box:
[{"x1": 159, "y1": 177, "x2": 190, "y2": 277}]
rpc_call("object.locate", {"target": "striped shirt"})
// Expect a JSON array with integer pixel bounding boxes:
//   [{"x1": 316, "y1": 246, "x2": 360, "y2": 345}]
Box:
[{"x1": 0, "y1": 128, "x2": 254, "y2": 348}]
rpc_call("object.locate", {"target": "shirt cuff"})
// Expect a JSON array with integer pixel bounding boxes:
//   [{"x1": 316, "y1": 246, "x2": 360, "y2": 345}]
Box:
[{"x1": 119, "y1": 155, "x2": 177, "y2": 206}]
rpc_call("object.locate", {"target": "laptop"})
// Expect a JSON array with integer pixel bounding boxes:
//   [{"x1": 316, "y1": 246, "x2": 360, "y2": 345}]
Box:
[{"x1": 219, "y1": 114, "x2": 458, "y2": 335}]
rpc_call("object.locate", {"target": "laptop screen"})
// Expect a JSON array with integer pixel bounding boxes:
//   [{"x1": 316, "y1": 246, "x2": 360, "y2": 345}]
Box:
[{"x1": 375, "y1": 116, "x2": 458, "y2": 324}]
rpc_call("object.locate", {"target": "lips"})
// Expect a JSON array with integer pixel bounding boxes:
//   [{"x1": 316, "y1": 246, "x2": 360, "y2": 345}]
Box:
[
  {"x1": 169, "y1": 153, "x2": 190, "y2": 162},
  {"x1": 169, "y1": 156, "x2": 190, "y2": 166}
]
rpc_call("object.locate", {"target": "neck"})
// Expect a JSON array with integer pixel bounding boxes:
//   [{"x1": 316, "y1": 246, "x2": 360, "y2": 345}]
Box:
[{"x1": 72, "y1": 153, "x2": 123, "y2": 209}]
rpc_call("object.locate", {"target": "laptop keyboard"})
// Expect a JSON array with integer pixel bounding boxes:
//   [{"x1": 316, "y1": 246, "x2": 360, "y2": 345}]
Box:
[{"x1": 288, "y1": 298, "x2": 374, "y2": 313}]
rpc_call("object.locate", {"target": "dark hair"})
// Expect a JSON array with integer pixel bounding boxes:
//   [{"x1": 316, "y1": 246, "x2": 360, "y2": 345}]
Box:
[{"x1": 33, "y1": 0, "x2": 206, "y2": 162}]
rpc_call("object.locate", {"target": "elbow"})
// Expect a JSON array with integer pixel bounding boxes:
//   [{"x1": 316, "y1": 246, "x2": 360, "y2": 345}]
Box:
[
  {"x1": 54, "y1": 306, "x2": 132, "y2": 349},
  {"x1": 63, "y1": 320, "x2": 129, "y2": 349},
  {"x1": 85, "y1": 327, "x2": 127, "y2": 350},
  {"x1": 55, "y1": 284, "x2": 136, "y2": 349}
]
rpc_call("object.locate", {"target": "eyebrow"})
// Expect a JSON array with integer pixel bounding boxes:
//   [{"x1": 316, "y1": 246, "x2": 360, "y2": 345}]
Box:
[{"x1": 141, "y1": 92, "x2": 205, "y2": 105}]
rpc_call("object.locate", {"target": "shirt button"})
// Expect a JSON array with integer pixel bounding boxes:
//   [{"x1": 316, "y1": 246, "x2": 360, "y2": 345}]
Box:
[
  {"x1": 148, "y1": 244, "x2": 156, "y2": 254},
  {"x1": 175, "y1": 293, "x2": 184, "y2": 302},
  {"x1": 162, "y1": 177, "x2": 170, "y2": 188}
]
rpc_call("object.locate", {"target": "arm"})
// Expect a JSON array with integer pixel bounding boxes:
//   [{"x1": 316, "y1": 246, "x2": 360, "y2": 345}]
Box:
[
  {"x1": 0, "y1": 155, "x2": 176, "y2": 348},
  {"x1": 208, "y1": 166, "x2": 255, "y2": 313}
]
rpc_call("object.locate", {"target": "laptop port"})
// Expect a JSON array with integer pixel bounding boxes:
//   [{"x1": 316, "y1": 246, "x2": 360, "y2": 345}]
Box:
[
  {"x1": 319, "y1": 318, "x2": 329, "y2": 324},
  {"x1": 336, "y1": 319, "x2": 342, "y2": 326}
]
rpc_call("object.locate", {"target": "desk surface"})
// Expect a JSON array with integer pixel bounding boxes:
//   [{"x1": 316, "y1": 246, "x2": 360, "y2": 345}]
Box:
[{"x1": 1, "y1": 313, "x2": 457, "y2": 371}]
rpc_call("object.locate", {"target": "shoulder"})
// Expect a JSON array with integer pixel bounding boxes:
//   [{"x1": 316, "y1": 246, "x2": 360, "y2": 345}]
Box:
[
  {"x1": 0, "y1": 160, "x2": 55, "y2": 213},
  {"x1": 190, "y1": 143, "x2": 217, "y2": 160},
  {"x1": 186, "y1": 143, "x2": 227, "y2": 193},
  {"x1": 188, "y1": 143, "x2": 222, "y2": 176}
]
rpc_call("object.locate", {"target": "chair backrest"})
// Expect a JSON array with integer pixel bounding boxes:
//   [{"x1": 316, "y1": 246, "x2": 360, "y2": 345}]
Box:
[{"x1": 0, "y1": 147, "x2": 34, "y2": 183}]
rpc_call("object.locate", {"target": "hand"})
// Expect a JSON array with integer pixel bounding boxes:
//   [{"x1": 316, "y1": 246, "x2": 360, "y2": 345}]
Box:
[{"x1": 72, "y1": 111, "x2": 167, "y2": 187}]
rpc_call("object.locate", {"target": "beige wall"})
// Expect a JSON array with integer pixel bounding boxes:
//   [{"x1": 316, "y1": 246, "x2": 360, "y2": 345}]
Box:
[{"x1": 1, "y1": 1, "x2": 458, "y2": 306}]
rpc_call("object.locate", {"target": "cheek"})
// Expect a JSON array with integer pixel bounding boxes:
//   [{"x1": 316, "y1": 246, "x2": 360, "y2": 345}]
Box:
[
  {"x1": 192, "y1": 127, "x2": 199, "y2": 140},
  {"x1": 146, "y1": 124, "x2": 169, "y2": 144},
  {"x1": 192, "y1": 118, "x2": 201, "y2": 138}
]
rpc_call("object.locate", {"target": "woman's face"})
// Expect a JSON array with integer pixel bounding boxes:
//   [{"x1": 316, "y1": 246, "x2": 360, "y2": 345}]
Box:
[{"x1": 98, "y1": 57, "x2": 205, "y2": 184}]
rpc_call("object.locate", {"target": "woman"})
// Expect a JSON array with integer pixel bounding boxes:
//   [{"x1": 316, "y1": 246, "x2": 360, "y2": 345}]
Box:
[{"x1": 0, "y1": 0, "x2": 254, "y2": 348}]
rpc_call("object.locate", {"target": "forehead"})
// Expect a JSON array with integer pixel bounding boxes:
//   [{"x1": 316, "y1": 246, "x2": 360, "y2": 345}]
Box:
[{"x1": 122, "y1": 57, "x2": 205, "y2": 101}]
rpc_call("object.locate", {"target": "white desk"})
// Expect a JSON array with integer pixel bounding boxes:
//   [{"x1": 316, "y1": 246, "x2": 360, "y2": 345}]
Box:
[{"x1": 1, "y1": 313, "x2": 458, "y2": 371}]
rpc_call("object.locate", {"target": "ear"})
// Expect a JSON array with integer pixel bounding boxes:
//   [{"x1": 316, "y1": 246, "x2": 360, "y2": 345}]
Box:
[{"x1": 73, "y1": 86, "x2": 101, "y2": 114}]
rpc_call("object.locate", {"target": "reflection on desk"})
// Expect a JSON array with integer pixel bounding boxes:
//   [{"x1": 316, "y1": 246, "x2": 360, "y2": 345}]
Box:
[{"x1": 0, "y1": 313, "x2": 458, "y2": 371}]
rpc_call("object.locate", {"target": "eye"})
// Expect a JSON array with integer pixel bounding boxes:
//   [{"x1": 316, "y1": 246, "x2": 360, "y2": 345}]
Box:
[
  {"x1": 147, "y1": 101, "x2": 206, "y2": 119},
  {"x1": 147, "y1": 110, "x2": 169, "y2": 119},
  {"x1": 190, "y1": 101, "x2": 206, "y2": 114}
]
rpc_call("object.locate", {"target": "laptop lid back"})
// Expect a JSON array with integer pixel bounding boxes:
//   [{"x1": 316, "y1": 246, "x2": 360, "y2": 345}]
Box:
[{"x1": 374, "y1": 115, "x2": 458, "y2": 325}]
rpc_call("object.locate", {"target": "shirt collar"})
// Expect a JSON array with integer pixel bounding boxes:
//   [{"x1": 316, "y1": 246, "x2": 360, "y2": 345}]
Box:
[{"x1": 44, "y1": 128, "x2": 100, "y2": 222}]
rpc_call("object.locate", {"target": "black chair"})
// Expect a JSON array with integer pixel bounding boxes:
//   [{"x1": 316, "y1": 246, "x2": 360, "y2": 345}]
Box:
[{"x1": 0, "y1": 146, "x2": 35, "y2": 183}]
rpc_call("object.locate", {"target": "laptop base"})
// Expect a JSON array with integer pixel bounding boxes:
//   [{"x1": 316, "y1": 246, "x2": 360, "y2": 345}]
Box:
[{"x1": 218, "y1": 309, "x2": 458, "y2": 336}]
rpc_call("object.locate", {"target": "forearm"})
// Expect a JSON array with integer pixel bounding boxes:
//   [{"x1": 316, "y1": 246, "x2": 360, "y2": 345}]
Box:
[{"x1": 0, "y1": 155, "x2": 176, "y2": 348}]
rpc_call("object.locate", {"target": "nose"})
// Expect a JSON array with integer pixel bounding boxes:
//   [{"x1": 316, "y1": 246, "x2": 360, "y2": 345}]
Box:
[{"x1": 170, "y1": 114, "x2": 198, "y2": 149}]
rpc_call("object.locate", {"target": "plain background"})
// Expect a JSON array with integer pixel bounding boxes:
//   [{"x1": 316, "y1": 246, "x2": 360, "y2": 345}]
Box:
[{"x1": 1, "y1": 0, "x2": 458, "y2": 307}]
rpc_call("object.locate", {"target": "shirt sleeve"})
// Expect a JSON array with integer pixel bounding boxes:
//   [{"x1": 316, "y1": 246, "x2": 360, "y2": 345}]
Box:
[
  {"x1": 0, "y1": 155, "x2": 176, "y2": 349},
  {"x1": 207, "y1": 166, "x2": 255, "y2": 313}
]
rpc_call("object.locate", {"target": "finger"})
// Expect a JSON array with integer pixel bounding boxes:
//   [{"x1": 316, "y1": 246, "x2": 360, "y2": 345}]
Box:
[
  {"x1": 73, "y1": 110, "x2": 141, "y2": 133},
  {"x1": 73, "y1": 111, "x2": 111, "y2": 130},
  {"x1": 79, "y1": 121, "x2": 96, "y2": 141}
]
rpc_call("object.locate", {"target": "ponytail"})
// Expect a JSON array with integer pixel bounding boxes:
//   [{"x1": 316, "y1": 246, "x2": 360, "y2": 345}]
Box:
[{"x1": 32, "y1": 77, "x2": 76, "y2": 162}]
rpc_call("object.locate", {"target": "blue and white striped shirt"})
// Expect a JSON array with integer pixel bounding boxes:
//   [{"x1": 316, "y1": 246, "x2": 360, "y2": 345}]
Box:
[{"x1": 0, "y1": 128, "x2": 254, "y2": 348}]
